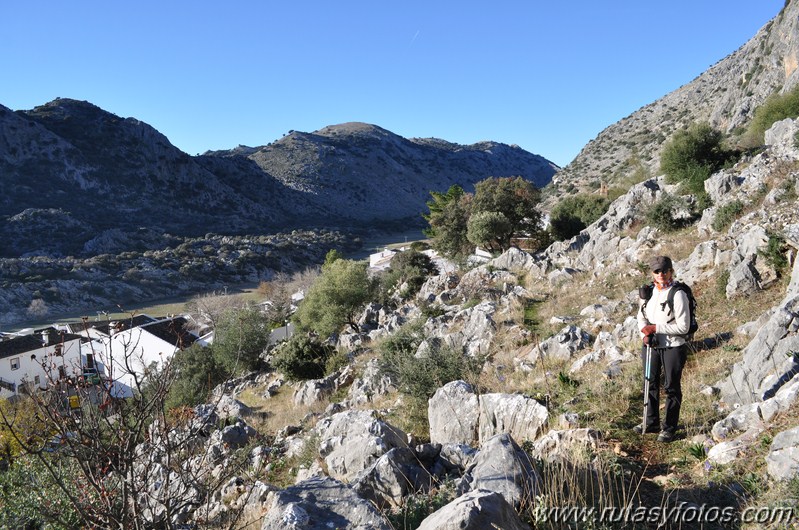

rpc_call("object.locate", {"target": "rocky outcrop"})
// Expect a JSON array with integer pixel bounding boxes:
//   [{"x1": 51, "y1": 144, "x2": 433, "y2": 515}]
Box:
[
  {"x1": 259, "y1": 476, "x2": 392, "y2": 530},
  {"x1": 478, "y1": 393, "x2": 549, "y2": 445},
  {"x1": 423, "y1": 301, "x2": 497, "y2": 357},
  {"x1": 457, "y1": 433, "x2": 540, "y2": 508},
  {"x1": 428, "y1": 381, "x2": 480, "y2": 445},
  {"x1": 428, "y1": 381, "x2": 549, "y2": 446},
  {"x1": 716, "y1": 293, "x2": 799, "y2": 406},
  {"x1": 417, "y1": 489, "x2": 531, "y2": 530},
  {"x1": 529, "y1": 428, "x2": 602, "y2": 463},
  {"x1": 353, "y1": 446, "x2": 434, "y2": 509},
  {"x1": 313, "y1": 410, "x2": 409, "y2": 482},
  {"x1": 522, "y1": 325, "x2": 592, "y2": 366},
  {"x1": 766, "y1": 426, "x2": 799, "y2": 481}
]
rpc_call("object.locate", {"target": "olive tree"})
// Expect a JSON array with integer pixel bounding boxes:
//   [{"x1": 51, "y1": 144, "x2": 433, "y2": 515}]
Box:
[
  {"x1": 212, "y1": 306, "x2": 270, "y2": 375},
  {"x1": 466, "y1": 211, "x2": 513, "y2": 252},
  {"x1": 292, "y1": 258, "x2": 375, "y2": 338},
  {"x1": 471, "y1": 176, "x2": 542, "y2": 238}
]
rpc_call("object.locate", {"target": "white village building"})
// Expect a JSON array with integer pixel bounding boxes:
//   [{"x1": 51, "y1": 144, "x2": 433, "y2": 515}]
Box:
[
  {"x1": 0, "y1": 328, "x2": 86, "y2": 399},
  {"x1": 71, "y1": 315, "x2": 206, "y2": 398}
]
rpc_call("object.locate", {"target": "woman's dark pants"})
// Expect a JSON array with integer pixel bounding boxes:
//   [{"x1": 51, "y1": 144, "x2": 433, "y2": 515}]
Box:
[{"x1": 641, "y1": 344, "x2": 687, "y2": 434}]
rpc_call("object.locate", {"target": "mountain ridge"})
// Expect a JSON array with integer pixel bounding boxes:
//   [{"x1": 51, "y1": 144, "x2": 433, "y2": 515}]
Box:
[
  {"x1": 1, "y1": 99, "x2": 558, "y2": 258},
  {"x1": 552, "y1": 2, "x2": 799, "y2": 199}
]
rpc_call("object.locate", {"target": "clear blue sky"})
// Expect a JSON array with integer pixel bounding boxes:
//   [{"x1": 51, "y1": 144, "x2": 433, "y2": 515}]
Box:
[{"x1": 2, "y1": 1, "x2": 785, "y2": 167}]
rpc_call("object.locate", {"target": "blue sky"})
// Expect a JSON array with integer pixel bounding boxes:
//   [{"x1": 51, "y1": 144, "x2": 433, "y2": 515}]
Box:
[{"x1": 2, "y1": 1, "x2": 785, "y2": 167}]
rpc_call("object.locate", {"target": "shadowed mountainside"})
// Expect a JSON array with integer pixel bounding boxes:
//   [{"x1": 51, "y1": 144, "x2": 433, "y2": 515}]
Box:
[{"x1": 0, "y1": 100, "x2": 558, "y2": 258}]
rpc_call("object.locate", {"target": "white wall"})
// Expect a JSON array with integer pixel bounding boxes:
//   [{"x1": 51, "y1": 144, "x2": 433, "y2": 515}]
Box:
[
  {"x1": 89, "y1": 326, "x2": 184, "y2": 396},
  {"x1": 0, "y1": 337, "x2": 83, "y2": 399}
]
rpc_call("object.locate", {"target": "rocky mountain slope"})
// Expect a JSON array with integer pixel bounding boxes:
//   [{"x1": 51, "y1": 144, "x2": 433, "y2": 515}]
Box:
[
  {"x1": 71, "y1": 116, "x2": 799, "y2": 529},
  {"x1": 0, "y1": 99, "x2": 557, "y2": 258},
  {"x1": 553, "y1": 1, "x2": 799, "y2": 198}
]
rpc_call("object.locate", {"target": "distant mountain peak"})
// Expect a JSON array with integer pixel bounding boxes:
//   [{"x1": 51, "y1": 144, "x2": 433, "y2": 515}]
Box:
[{"x1": 0, "y1": 103, "x2": 557, "y2": 258}]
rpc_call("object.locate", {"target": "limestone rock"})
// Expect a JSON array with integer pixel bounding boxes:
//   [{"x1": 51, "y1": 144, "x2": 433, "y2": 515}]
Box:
[
  {"x1": 260, "y1": 476, "x2": 391, "y2": 530},
  {"x1": 528, "y1": 428, "x2": 601, "y2": 462},
  {"x1": 766, "y1": 426, "x2": 799, "y2": 481},
  {"x1": 313, "y1": 410, "x2": 408, "y2": 482},
  {"x1": 477, "y1": 393, "x2": 549, "y2": 444},
  {"x1": 428, "y1": 380, "x2": 479, "y2": 445},
  {"x1": 525, "y1": 325, "x2": 592, "y2": 365},
  {"x1": 458, "y1": 433, "x2": 540, "y2": 508},
  {"x1": 717, "y1": 294, "x2": 799, "y2": 406},
  {"x1": 417, "y1": 489, "x2": 531, "y2": 530},
  {"x1": 489, "y1": 247, "x2": 537, "y2": 272},
  {"x1": 353, "y1": 446, "x2": 434, "y2": 509}
]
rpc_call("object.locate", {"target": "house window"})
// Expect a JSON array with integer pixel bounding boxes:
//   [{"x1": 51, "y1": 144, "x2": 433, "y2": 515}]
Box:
[
  {"x1": 34, "y1": 375, "x2": 40, "y2": 385},
  {"x1": 10, "y1": 358, "x2": 19, "y2": 371}
]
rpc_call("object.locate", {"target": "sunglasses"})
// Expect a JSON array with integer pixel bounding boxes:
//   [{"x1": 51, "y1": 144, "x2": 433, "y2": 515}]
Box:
[{"x1": 652, "y1": 269, "x2": 669, "y2": 274}]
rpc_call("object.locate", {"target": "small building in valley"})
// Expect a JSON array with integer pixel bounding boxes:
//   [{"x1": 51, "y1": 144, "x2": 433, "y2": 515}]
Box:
[{"x1": 0, "y1": 328, "x2": 85, "y2": 399}]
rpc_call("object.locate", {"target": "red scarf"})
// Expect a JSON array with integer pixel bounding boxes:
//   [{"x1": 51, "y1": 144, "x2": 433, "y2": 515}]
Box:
[{"x1": 655, "y1": 279, "x2": 674, "y2": 291}]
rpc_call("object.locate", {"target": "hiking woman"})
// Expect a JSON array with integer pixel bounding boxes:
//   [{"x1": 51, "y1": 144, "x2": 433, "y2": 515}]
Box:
[{"x1": 635, "y1": 255, "x2": 691, "y2": 442}]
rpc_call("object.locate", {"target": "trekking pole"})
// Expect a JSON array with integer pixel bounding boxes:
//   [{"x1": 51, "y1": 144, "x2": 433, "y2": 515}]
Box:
[{"x1": 642, "y1": 338, "x2": 652, "y2": 437}]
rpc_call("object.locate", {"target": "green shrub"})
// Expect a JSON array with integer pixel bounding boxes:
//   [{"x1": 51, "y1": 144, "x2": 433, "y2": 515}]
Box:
[
  {"x1": 745, "y1": 84, "x2": 799, "y2": 145},
  {"x1": 716, "y1": 269, "x2": 730, "y2": 297},
  {"x1": 271, "y1": 335, "x2": 335, "y2": 381},
  {"x1": 385, "y1": 480, "x2": 458, "y2": 530},
  {"x1": 324, "y1": 348, "x2": 351, "y2": 376},
  {"x1": 377, "y1": 250, "x2": 438, "y2": 304},
  {"x1": 378, "y1": 320, "x2": 483, "y2": 404},
  {"x1": 712, "y1": 200, "x2": 745, "y2": 232},
  {"x1": 778, "y1": 178, "x2": 798, "y2": 202},
  {"x1": 293, "y1": 259, "x2": 375, "y2": 338},
  {"x1": 645, "y1": 193, "x2": 691, "y2": 232},
  {"x1": 212, "y1": 307, "x2": 270, "y2": 375},
  {"x1": 660, "y1": 122, "x2": 734, "y2": 194},
  {"x1": 549, "y1": 194, "x2": 611, "y2": 241},
  {"x1": 166, "y1": 344, "x2": 228, "y2": 410},
  {"x1": 759, "y1": 232, "x2": 788, "y2": 273},
  {"x1": 0, "y1": 455, "x2": 85, "y2": 529}
]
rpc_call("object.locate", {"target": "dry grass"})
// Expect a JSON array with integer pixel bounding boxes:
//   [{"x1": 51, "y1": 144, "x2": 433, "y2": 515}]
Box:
[{"x1": 237, "y1": 382, "x2": 328, "y2": 435}]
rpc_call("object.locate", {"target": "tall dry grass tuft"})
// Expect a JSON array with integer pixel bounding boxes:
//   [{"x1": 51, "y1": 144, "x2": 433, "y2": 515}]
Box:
[{"x1": 524, "y1": 450, "x2": 646, "y2": 529}]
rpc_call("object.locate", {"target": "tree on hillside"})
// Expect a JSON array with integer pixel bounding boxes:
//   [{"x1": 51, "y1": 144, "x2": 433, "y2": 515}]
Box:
[
  {"x1": 323, "y1": 248, "x2": 344, "y2": 267},
  {"x1": 467, "y1": 211, "x2": 513, "y2": 252},
  {"x1": 292, "y1": 258, "x2": 375, "y2": 338},
  {"x1": 423, "y1": 177, "x2": 545, "y2": 257},
  {"x1": 423, "y1": 185, "x2": 473, "y2": 259},
  {"x1": 422, "y1": 184, "x2": 466, "y2": 238},
  {"x1": 212, "y1": 306, "x2": 270, "y2": 374},
  {"x1": 472, "y1": 176, "x2": 542, "y2": 236}
]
